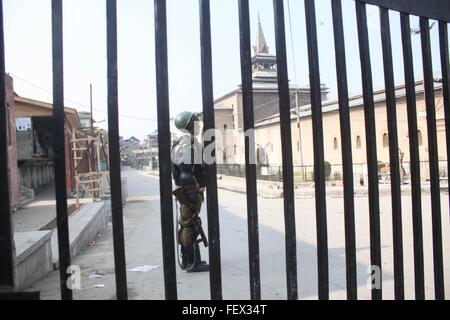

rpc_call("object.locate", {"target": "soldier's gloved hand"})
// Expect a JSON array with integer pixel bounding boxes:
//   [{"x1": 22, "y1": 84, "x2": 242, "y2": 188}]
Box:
[{"x1": 184, "y1": 185, "x2": 198, "y2": 209}]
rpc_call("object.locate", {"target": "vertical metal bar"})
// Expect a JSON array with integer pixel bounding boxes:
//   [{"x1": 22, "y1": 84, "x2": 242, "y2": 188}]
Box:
[
  {"x1": 355, "y1": 1, "x2": 382, "y2": 300},
  {"x1": 304, "y1": 0, "x2": 329, "y2": 300},
  {"x1": 272, "y1": 0, "x2": 298, "y2": 300},
  {"x1": 106, "y1": 0, "x2": 128, "y2": 300},
  {"x1": 400, "y1": 13, "x2": 425, "y2": 300},
  {"x1": 51, "y1": 0, "x2": 72, "y2": 301},
  {"x1": 0, "y1": 0, "x2": 16, "y2": 289},
  {"x1": 199, "y1": 0, "x2": 223, "y2": 300},
  {"x1": 439, "y1": 22, "x2": 450, "y2": 221},
  {"x1": 237, "y1": 0, "x2": 261, "y2": 300},
  {"x1": 331, "y1": 0, "x2": 357, "y2": 300},
  {"x1": 380, "y1": 7, "x2": 404, "y2": 300},
  {"x1": 154, "y1": 0, "x2": 178, "y2": 300},
  {"x1": 420, "y1": 17, "x2": 445, "y2": 300}
]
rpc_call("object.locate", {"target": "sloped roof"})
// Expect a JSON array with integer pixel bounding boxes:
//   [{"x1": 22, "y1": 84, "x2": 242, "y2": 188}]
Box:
[
  {"x1": 13, "y1": 94, "x2": 81, "y2": 129},
  {"x1": 255, "y1": 81, "x2": 440, "y2": 128}
]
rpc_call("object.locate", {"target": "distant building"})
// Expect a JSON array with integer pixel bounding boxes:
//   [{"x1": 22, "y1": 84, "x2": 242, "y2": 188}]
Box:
[
  {"x1": 143, "y1": 131, "x2": 159, "y2": 149},
  {"x1": 121, "y1": 132, "x2": 177, "y2": 170},
  {"x1": 211, "y1": 20, "x2": 447, "y2": 183},
  {"x1": 143, "y1": 130, "x2": 178, "y2": 149},
  {"x1": 4, "y1": 75, "x2": 85, "y2": 208},
  {"x1": 214, "y1": 18, "x2": 328, "y2": 165},
  {"x1": 120, "y1": 136, "x2": 141, "y2": 167},
  {"x1": 14, "y1": 93, "x2": 83, "y2": 195},
  {"x1": 229, "y1": 81, "x2": 446, "y2": 183},
  {"x1": 123, "y1": 136, "x2": 141, "y2": 146}
]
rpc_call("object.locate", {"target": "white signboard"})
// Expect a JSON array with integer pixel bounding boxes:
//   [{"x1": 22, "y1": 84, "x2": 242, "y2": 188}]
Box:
[{"x1": 16, "y1": 117, "x2": 32, "y2": 132}]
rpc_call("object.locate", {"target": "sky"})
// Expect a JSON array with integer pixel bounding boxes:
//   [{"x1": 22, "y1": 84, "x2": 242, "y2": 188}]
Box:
[{"x1": 2, "y1": 0, "x2": 444, "y2": 140}]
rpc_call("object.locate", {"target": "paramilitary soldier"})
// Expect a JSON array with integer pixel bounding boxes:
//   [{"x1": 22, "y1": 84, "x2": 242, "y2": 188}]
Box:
[{"x1": 171, "y1": 111, "x2": 209, "y2": 273}]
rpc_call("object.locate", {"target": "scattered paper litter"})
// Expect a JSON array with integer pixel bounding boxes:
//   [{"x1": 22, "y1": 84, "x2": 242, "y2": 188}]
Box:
[
  {"x1": 88, "y1": 271, "x2": 106, "y2": 279},
  {"x1": 94, "y1": 284, "x2": 105, "y2": 288},
  {"x1": 127, "y1": 265, "x2": 160, "y2": 273}
]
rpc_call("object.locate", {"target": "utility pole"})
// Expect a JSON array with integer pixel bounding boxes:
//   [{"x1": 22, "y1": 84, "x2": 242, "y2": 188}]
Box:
[
  {"x1": 89, "y1": 83, "x2": 96, "y2": 176},
  {"x1": 90, "y1": 83, "x2": 94, "y2": 134},
  {"x1": 295, "y1": 90, "x2": 306, "y2": 182}
]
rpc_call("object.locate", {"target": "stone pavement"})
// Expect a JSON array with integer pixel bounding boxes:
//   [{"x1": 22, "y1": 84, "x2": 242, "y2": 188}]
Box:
[{"x1": 27, "y1": 167, "x2": 450, "y2": 300}]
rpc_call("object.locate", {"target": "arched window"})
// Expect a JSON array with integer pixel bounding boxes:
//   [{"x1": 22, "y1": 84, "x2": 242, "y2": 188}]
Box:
[
  {"x1": 234, "y1": 144, "x2": 237, "y2": 155},
  {"x1": 383, "y1": 133, "x2": 389, "y2": 148},
  {"x1": 418, "y1": 130, "x2": 423, "y2": 146},
  {"x1": 356, "y1": 135, "x2": 362, "y2": 149},
  {"x1": 333, "y1": 137, "x2": 338, "y2": 150}
]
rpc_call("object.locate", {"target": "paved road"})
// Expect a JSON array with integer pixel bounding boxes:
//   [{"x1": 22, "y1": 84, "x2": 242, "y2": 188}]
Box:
[{"x1": 30, "y1": 167, "x2": 450, "y2": 300}]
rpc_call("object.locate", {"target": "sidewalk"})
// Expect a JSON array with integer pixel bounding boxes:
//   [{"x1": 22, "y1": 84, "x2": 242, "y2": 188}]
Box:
[
  {"x1": 27, "y1": 167, "x2": 450, "y2": 300},
  {"x1": 144, "y1": 169, "x2": 441, "y2": 199},
  {"x1": 13, "y1": 184, "x2": 108, "y2": 290},
  {"x1": 14, "y1": 184, "x2": 91, "y2": 232}
]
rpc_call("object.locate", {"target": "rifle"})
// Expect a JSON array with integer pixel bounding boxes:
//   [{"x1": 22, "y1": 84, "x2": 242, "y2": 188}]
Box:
[{"x1": 172, "y1": 187, "x2": 209, "y2": 247}]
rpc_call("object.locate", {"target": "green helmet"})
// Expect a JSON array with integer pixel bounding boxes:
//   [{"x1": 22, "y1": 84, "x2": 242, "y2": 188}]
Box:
[{"x1": 174, "y1": 111, "x2": 198, "y2": 131}]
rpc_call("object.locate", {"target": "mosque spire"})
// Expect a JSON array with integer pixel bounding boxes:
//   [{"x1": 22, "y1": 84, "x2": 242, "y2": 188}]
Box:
[{"x1": 253, "y1": 12, "x2": 269, "y2": 54}]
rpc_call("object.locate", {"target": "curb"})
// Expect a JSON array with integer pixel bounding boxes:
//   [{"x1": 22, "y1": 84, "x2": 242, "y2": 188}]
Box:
[{"x1": 143, "y1": 171, "x2": 447, "y2": 199}]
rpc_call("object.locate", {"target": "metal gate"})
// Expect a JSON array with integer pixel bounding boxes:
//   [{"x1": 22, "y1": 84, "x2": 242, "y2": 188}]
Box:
[{"x1": 1, "y1": 0, "x2": 449, "y2": 300}]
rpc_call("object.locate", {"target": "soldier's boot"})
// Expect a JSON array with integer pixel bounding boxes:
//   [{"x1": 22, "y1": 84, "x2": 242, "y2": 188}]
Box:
[
  {"x1": 180, "y1": 246, "x2": 188, "y2": 270},
  {"x1": 194, "y1": 243, "x2": 208, "y2": 266},
  {"x1": 186, "y1": 243, "x2": 209, "y2": 273},
  {"x1": 184, "y1": 244, "x2": 196, "y2": 271}
]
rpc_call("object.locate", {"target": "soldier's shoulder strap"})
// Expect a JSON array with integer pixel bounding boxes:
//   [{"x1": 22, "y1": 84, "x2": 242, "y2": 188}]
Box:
[{"x1": 172, "y1": 138, "x2": 180, "y2": 150}]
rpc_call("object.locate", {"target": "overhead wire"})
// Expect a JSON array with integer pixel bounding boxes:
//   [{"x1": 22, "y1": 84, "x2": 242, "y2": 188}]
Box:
[{"x1": 10, "y1": 73, "x2": 158, "y2": 121}]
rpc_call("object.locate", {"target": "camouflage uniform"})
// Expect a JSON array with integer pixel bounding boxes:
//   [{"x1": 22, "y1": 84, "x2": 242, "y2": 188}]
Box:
[{"x1": 172, "y1": 132, "x2": 208, "y2": 272}]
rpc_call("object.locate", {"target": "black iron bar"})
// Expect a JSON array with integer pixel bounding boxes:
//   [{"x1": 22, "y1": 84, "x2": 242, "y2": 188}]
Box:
[
  {"x1": 51, "y1": 0, "x2": 72, "y2": 301},
  {"x1": 439, "y1": 22, "x2": 450, "y2": 222},
  {"x1": 304, "y1": 0, "x2": 329, "y2": 300},
  {"x1": 355, "y1": 1, "x2": 382, "y2": 300},
  {"x1": 106, "y1": 0, "x2": 128, "y2": 300},
  {"x1": 237, "y1": 0, "x2": 261, "y2": 300},
  {"x1": 331, "y1": 0, "x2": 357, "y2": 300},
  {"x1": 272, "y1": 0, "x2": 298, "y2": 300},
  {"x1": 420, "y1": 17, "x2": 445, "y2": 300},
  {"x1": 380, "y1": 7, "x2": 404, "y2": 300},
  {"x1": 0, "y1": 0, "x2": 15, "y2": 290},
  {"x1": 199, "y1": 0, "x2": 223, "y2": 300},
  {"x1": 400, "y1": 13, "x2": 425, "y2": 300},
  {"x1": 154, "y1": 0, "x2": 178, "y2": 300}
]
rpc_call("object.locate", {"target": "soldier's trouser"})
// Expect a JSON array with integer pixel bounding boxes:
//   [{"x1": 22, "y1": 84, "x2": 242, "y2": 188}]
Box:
[{"x1": 178, "y1": 192, "x2": 204, "y2": 264}]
